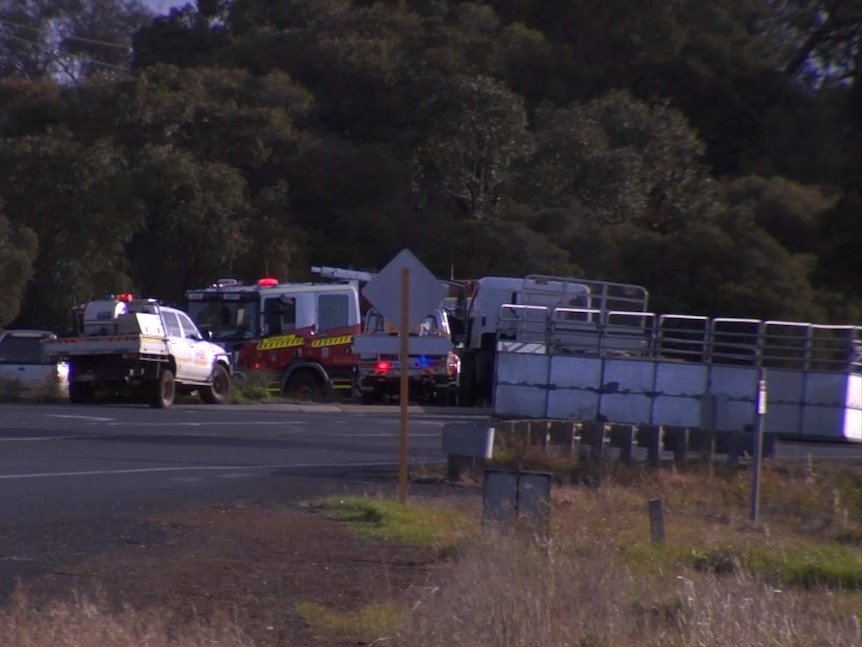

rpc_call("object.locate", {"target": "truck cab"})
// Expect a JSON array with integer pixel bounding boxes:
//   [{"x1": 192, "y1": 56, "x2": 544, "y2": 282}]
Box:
[{"x1": 455, "y1": 274, "x2": 649, "y2": 406}]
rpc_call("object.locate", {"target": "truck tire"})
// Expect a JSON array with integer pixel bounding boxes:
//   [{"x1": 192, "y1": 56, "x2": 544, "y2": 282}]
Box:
[
  {"x1": 151, "y1": 369, "x2": 176, "y2": 409},
  {"x1": 200, "y1": 364, "x2": 231, "y2": 405},
  {"x1": 282, "y1": 370, "x2": 323, "y2": 400},
  {"x1": 69, "y1": 382, "x2": 94, "y2": 404}
]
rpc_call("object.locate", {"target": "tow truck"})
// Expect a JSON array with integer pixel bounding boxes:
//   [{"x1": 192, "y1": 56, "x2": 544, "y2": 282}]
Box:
[
  {"x1": 185, "y1": 277, "x2": 362, "y2": 399},
  {"x1": 312, "y1": 266, "x2": 460, "y2": 404},
  {"x1": 353, "y1": 306, "x2": 459, "y2": 404},
  {"x1": 45, "y1": 294, "x2": 232, "y2": 408}
]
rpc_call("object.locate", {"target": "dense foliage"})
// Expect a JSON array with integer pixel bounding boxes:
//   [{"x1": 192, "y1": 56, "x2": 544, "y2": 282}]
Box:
[{"x1": 0, "y1": 0, "x2": 860, "y2": 330}]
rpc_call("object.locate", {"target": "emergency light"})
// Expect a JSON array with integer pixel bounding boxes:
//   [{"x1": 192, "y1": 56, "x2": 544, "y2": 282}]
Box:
[
  {"x1": 257, "y1": 277, "x2": 279, "y2": 287},
  {"x1": 376, "y1": 360, "x2": 392, "y2": 372}
]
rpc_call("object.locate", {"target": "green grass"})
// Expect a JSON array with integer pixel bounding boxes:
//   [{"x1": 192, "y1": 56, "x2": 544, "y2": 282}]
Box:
[
  {"x1": 229, "y1": 370, "x2": 281, "y2": 403},
  {"x1": 293, "y1": 601, "x2": 402, "y2": 643},
  {"x1": 621, "y1": 541, "x2": 862, "y2": 589},
  {"x1": 309, "y1": 495, "x2": 476, "y2": 552}
]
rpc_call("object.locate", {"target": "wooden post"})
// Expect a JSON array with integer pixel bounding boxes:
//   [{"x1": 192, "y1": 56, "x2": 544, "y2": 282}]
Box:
[
  {"x1": 648, "y1": 498, "x2": 665, "y2": 543},
  {"x1": 399, "y1": 267, "x2": 410, "y2": 504}
]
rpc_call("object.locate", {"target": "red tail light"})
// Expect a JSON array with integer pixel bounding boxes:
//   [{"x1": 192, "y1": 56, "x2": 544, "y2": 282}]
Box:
[{"x1": 447, "y1": 352, "x2": 460, "y2": 377}]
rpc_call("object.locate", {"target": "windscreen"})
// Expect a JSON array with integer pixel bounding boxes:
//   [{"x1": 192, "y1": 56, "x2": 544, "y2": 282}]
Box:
[
  {"x1": 187, "y1": 295, "x2": 259, "y2": 341},
  {"x1": 0, "y1": 336, "x2": 47, "y2": 363}
]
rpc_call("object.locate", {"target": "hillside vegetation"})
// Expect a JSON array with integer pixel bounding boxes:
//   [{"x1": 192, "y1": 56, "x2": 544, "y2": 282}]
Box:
[{"x1": 0, "y1": 0, "x2": 860, "y2": 331}]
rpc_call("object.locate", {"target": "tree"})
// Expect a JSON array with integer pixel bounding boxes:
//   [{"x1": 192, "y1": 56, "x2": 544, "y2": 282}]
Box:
[
  {"x1": 723, "y1": 175, "x2": 838, "y2": 253},
  {"x1": 0, "y1": 132, "x2": 135, "y2": 329},
  {"x1": 0, "y1": 206, "x2": 38, "y2": 329},
  {"x1": 524, "y1": 90, "x2": 718, "y2": 233},
  {"x1": 124, "y1": 145, "x2": 249, "y2": 305},
  {"x1": 413, "y1": 74, "x2": 534, "y2": 222},
  {"x1": 773, "y1": 0, "x2": 862, "y2": 87},
  {"x1": 0, "y1": 0, "x2": 151, "y2": 83}
]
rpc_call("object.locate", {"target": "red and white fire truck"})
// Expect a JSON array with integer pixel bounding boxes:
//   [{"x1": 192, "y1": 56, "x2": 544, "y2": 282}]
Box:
[{"x1": 185, "y1": 277, "x2": 362, "y2": 399}]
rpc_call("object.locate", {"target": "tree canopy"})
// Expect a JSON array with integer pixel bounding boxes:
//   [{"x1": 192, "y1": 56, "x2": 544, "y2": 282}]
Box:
[{"x1": 0, "y1": 0, "x2": 860, "y2": 331}]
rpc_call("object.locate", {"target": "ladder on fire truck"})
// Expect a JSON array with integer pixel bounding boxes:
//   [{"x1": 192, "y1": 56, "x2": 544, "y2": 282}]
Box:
[{"x1": 311, "y1": 266, "x2": 375, "y2": 284}]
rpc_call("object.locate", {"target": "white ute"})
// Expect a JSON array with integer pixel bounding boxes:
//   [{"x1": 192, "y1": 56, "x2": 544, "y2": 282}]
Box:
[
  {"x1": 45, "y1": 295, "x2": 232, "y2": 408},
  {"x1": 0, "y1": 329, "x2": 70, "y2": 399}
]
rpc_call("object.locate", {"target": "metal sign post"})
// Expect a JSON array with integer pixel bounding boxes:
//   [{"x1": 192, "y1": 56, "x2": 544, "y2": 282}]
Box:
[
  {"x1": 360, "y1": 249, "x2": 447, "y2": 506},
  {"x1": 399, "y1": 268, "x2": 410, "y2": 504},
  {"x1": 750, "y1": 367, "x2": 767, "y2": 522}
]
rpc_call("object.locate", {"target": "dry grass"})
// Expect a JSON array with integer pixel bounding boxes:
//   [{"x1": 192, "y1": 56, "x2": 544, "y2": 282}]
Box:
[
  {"x1": 397, "y1": 457, "x2": 862, "y2": 647},
  {"x1": 400, "y1": 535, "x2": 861, "y2": 647},
  {"x1": 0, "y1": 590, "x2": 253, "y2": 647},
  {"x1": 3, "y1": 457, "x2": 859, "y2": 646},
  {"x1": 0, "y1": 378, "x2": 67, "y2": 402}
]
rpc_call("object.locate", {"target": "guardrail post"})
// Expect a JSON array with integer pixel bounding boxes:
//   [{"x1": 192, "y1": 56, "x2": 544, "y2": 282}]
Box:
[
  {"x1": 548, "y1": 421, "x2": 575, "y2": 458},
  {"x1": 579, "y1": 420, "x2": 607, "y2": 460},
  {"x1": 637, "y1": 424, "x2": 662, "y2": 466},
  {"x1": 688, "y1": 428, "x2": 715, "y2": 464},
  {"x1": 609, "y1": 424, "x2": 635, "y2": 465},
  {"x1": 717, "y1": 430, "x2": 743, "y2": 466},
  {"x1": 663, "y1": 426, "x2": 689, "y2": 465}
]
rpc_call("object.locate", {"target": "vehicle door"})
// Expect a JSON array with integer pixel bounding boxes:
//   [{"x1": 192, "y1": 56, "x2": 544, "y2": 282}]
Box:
[
  {"x1": 162, "y1": 310, "x2": 197, "y2": 381},
  {"x1": 176, "y1": 311, "x2": 217, "y2": 381}
]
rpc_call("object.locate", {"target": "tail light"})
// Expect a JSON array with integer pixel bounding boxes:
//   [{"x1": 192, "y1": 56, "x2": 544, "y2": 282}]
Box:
[{"x1": 447, "y1": 352, "x2": 460, "y2": 377}]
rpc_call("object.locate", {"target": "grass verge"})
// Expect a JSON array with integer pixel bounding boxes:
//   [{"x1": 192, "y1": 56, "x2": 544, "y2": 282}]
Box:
[
  {"x1": 308, "y1": 495, "x2": 477, "y2": 553},
  {"x1": 293, "y1": 601, "x2": 403, "y2": 644}
]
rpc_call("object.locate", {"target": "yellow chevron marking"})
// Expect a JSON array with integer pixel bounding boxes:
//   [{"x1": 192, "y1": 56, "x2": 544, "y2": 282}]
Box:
[
  {"x1": 256, "y1": 335, "x2": 304, "y2": 351},
  {"x1": 310, "y1": 335, "x2": 353, "y2": 348}
]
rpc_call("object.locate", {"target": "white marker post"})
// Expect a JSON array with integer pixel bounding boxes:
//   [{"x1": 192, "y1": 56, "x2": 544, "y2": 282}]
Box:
[
  {"x1": 399, "y1": 267, "x2": 410, "y2": 504},
  {"x1": 750, "y1": 368, "x2": 767, "y2": 522}
]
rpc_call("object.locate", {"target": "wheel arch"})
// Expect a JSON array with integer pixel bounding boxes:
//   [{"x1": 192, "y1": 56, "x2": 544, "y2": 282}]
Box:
[{"x1": 281, "y1": 361, "x2": 330, "y2": 393}]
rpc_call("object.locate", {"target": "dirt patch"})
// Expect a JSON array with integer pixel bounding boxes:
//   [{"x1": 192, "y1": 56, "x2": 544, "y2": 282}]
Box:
[{"x1": 19, "y1": 502, "x2": 446, "y2": 646}]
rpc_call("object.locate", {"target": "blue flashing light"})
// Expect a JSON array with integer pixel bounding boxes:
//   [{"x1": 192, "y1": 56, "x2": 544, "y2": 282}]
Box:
[{"x1": 417, "y1": 355, "x2": 432, "y2": 368}]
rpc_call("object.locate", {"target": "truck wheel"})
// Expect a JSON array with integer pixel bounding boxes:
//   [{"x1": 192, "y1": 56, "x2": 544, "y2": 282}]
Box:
[
  {"x1": 200, "y1": 364, "x2": 231, "y2": 405},
  {"x1": 282, "y1": 371, "x2": 322, "y2": 400},
  {"x1": 69, "y1": 382, "x2": 94, "y2": 404},
  {"x1": 151, "y1": 369, "x2": 176, "y2": 409}
]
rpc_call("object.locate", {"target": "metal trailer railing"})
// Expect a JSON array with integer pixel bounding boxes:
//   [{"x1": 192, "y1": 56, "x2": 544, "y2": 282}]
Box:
[{"x1": 497, "y1": 305, "x2": 862, "y2": 374}]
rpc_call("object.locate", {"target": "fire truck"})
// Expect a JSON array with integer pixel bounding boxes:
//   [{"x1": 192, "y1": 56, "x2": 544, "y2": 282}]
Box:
[{"x1": 185, "y1": 277, "x2": 362, "y2": 399}]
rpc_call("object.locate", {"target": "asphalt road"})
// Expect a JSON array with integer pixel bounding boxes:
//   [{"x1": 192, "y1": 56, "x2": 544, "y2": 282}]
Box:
[{"x1": 0, "y1": 401, "x2": 483, "y2": 599}]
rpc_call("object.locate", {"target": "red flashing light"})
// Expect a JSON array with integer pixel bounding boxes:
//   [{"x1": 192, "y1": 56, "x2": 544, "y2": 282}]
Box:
[
  {"x1": 257, "y1": 277, "x2": 279, "y2": 287},
  {"x1": 376, "y1": 360, "x2": 392, "y2": 373},
  {"x1": 253, "y1": 362, "x2": 261, "y2": 370},
  {"x1": 116, "y1": 293, "x2": 134, "y2": 302}
]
